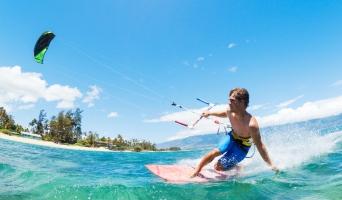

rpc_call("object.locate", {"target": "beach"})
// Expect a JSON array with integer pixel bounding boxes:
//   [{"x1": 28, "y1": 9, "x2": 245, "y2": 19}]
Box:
[{"x1": 0, "y1": 132, "x2": 111, "y2": 152}]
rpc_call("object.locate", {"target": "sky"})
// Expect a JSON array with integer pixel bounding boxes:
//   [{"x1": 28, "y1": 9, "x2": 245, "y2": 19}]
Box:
[{"x1": 0, "y1": 0, "x2": 342, "y2": 143}]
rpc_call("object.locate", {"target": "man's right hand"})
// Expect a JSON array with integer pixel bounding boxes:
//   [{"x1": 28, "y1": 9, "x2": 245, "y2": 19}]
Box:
[{"x1": 202, "y1": 111, "x2": 210, "y2": 118}]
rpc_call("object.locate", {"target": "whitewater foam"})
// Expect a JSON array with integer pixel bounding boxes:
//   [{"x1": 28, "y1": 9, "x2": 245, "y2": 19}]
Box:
[{"x1": 176, "y1": 130, "x2": 342, "y2": 178}]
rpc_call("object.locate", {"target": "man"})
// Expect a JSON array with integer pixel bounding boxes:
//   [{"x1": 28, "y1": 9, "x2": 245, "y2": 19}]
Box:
[{"x1": 191, "y1": 88, "x2": 278, "y2": 177}]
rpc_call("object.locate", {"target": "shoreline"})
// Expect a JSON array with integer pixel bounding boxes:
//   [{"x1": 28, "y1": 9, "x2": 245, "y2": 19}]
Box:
[
  {"x1": 0, "y1": 132, "x2": 182, "y2": 153},
  {"x1": 0, "y1": 132, "x2": 111, "y2": 152}
]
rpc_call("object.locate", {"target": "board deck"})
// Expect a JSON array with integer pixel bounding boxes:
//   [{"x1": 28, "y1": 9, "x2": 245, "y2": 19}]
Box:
[{"x1": 146, "y1": 164, "x2": 236, "y2": 184}]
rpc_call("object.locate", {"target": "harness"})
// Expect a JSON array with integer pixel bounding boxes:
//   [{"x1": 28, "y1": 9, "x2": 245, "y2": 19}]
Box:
[
  {"x1": 230, "y1": 130, "x2": 256, "y2": 158},
  {"x1": 215, "y1": 120, "x2": 256, "y2": 158},
  {"x1": 231, "y1": 131, "x2": 253, "y2": 147}
]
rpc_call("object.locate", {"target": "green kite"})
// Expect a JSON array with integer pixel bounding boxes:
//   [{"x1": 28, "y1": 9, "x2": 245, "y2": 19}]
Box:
[{"x1": 34, "y1": 31, "x2": 55, "y2": 64}]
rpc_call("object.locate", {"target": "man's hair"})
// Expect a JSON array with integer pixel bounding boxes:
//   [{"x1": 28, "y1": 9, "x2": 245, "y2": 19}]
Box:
[{"x1": 229, "y1": 88, "x2": 249, "y2": 107}]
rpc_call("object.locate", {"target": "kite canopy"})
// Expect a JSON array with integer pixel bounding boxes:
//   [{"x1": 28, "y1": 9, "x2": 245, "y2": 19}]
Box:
[{"x1": 34, "y1": 31, "x2": 55, "y2": 64}]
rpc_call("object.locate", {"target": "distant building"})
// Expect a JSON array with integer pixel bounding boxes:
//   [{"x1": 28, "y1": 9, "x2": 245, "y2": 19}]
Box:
[{"x1": 20, "y1": 132, "x2": 42, "y2": 140}]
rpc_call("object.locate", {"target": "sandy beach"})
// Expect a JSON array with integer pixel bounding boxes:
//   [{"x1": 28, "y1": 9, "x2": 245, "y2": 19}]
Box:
[{"x1": 0, "y1": 132, "x2": 111, "y2": 152}]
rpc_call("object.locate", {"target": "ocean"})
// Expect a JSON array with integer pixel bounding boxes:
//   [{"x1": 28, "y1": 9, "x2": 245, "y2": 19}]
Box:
[{"x1": 1, "y1": 116, "x2": 341, "y2": 200}]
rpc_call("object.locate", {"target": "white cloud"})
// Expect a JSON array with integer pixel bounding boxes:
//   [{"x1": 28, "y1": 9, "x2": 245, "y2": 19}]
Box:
[
  {"x1": 182, "y1": 61, "x2": 190, "y2": 66},
  {"x1": 145, "y1": 104, "x2": 229, "y2": 140},
  {"x1": 18, "y1": 104, "x2": 35, "y2": 110},
  {"x1": 45, "y1": 84, "x2": 82, "y2": 109},
  {"x1": 227, "y1": 43, "x2": 237, "y2": 48},
  {"x1": 258, "y1": 95, "x2": 342, "y2": 127},
  {"x1": 0, "y1": 102, "x2": 12, "y2": 112},
  {"x1": 107, "y1": 112, "x2": 118, "y2": 118},
  {"x1": 331, "y1": 80, "x2": 342, "y2": 87},
  {"x1": 82, "y1": 85, "x2": 102, "y2": 107},
  {"x1": 0, "y1": 66, "x2": 82, "y2": 110},
  {"x1": 197, "y1": 57, "x2": 205, "y2": 62},
  {"x1": 183, "y1": 57, "x2": 205, "y2": 69},
  {"x1": 248, "y1": 104, "x2": 266, "y2": 111},
  {"x1": 153, "y1": 95, "x2": 342, "y2": 141},
  {"x1": 228, "y1": 66, "x2": 238, "y2": 73},
  {"x1": 276, "y1": 95, "x2": 304, "y2": 108}
]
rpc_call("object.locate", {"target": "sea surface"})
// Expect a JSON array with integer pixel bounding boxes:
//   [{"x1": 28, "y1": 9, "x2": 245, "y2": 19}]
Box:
[{"x1": 1, "y1": 116, "x2": 341, "y2": 200}]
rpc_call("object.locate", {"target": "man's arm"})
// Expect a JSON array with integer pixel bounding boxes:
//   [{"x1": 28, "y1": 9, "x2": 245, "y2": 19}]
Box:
[
  {"x1": 250, "y1": 118, "x2": 278, "y2": 172},
  {"x1": 202, "y1": 106, "x2": 230, "y2": 118},
  {"x1": 191, "y1": 148, "x2": 221, "y2": 177}
]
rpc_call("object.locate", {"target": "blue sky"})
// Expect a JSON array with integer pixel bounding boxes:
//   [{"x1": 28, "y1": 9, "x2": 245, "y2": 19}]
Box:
[{"x1": 0, "y1": 1, "x2": 342, "y2": 142}]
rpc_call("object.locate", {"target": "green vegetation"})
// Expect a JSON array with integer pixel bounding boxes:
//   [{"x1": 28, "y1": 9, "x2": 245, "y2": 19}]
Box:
[
  {"x1": 158, "y1": 147, "x2": 182, "y2": 151},
  {"x1": 0, "y1": 107, "x2": 25, "y2": 134},
  {"x1": 0, "y1": 107, "x2": 181, "y2": 152},
  {"x1": 0, "y1": 129, "x2": 19, "y2": 136},
  {"x1": 29, "y1": 109, "x2": 82, "y2": 144},
  {"x1": 78, "y1": 134, "x2": 158, "y2": 152}
]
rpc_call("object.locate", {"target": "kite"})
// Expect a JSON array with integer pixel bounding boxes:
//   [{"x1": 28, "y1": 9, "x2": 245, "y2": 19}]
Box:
[{"x1": 34, "y1": 31, "x2": 55, "y2": 64}]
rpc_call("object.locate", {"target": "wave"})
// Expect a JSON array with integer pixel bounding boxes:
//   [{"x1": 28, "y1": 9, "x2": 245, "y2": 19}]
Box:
[{"x1": 176, "y1": 130, "x2": 342, "y2": 178}]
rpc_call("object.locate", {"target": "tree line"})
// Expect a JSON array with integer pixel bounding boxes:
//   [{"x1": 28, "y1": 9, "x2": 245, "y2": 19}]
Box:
[
  {"x1": 0, "y1": 107, "x2": 26, "y2": 134},
  {"x1": 0, "y1": 107, "x2": 180, "y2": 152},
  {"x1": 29, "y1": 109, "x2": 82, "y2": 144},
  {"x1": 78, "y1": 134, "x2": 158, "y2": 152}
]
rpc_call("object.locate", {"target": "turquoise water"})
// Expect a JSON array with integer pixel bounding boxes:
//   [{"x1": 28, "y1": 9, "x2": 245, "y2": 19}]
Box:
[{"x1": 1, "y1": 118, "x2": 341, "y2": 200}]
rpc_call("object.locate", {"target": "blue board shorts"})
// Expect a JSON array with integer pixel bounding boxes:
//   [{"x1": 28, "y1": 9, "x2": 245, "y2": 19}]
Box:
[{"x1": 217, "y1": 131, "x2": 250, "y2": 170}]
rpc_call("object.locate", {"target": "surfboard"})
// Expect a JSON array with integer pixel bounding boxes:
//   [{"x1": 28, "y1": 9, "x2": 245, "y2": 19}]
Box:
[{"x1": 146, "y1": 164, "x2": 236, "y2": 184}]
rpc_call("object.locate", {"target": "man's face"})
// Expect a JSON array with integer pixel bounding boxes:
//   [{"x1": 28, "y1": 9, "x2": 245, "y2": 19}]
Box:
[{"x1": 228, "y1": 93, "x2": 244, "y2": 111}]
